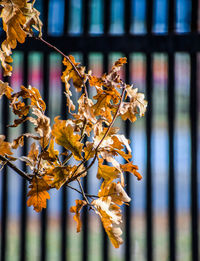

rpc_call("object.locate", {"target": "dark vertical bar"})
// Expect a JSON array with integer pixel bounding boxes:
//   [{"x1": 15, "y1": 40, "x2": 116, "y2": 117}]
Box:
[
  {"x1": 101, "y1": 53, "x2": 109, "y2": 261},
  {"x1": 64, "y1": 0, "x2": 70, "y2": 34},
  {"x1": 1, "y1": 76, "x2": 9, "y2": 261},
  {"x1": 145, "y1": 2, "x2": 154, "y2": 261},
  {"x1": 168, "y1": 0, "x2": 175, "y2": 33},
  {"x1": 20, "y1": 52, "x2": 29, "y2": 261},
  {"x1": 190, "y1": 53, "x2": 199, "y2": 261},
  {"x1": 124, "y1": 0, "x2": 132, "y2": 34},
  {"x1": 82, "y1": 0, "x2": 90, "y2": 35},
  {"x1": 146, "y1": 0, "x2": 153, "y2": 34},
  {"x1": 43, "y1": 0, "x2": 49, "y2": 35},
  {"x1": 82, "y1": 53, "x2": 89, "y2": 261},
  {"x1": 168, "y1": 1, "x2": 176, "y2": 260},
  {"x1": 191, "y1": 0, "x2": 198, "y2": 32},
  {"x1": 167, "y1": 53, "x2": 176, "y2": 261},
  {"x1": 61, "y1": 60, "x2": 68, "y2": 261},
  {"x1": 40, "y1": 52, "x2": 50, "y2": 261},
  {"x1": 103, "y1": 0, "x2": 111, "y2": 34},
  {"x1": 124, "y1": 54, "x2": 132, "y2": 261},
  {"x1": 145, "y1": 53, "x2": 153, "y2": 261}
]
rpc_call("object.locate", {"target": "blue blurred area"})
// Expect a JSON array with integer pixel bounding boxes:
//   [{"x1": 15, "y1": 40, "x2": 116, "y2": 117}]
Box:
[{"x1": 46, "y1": 0, "x2": 191, "y2": 35}]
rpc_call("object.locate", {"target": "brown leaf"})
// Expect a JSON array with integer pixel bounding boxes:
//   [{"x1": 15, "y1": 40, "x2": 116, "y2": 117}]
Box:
[
  {"x1": 62, "y1": 55, "x2": 85, "y2": 91},
  {"x1": 120, "y1": 162, "x2": 142, "y2": 180},
  {"x1": 27, "y1": 176, "x2": 50, "y2": 212},
  {"x1": 29, "y1": 108, "x2": 51, "y2": 149},
  {"x1": 97, "y1": 158, "x2": 120, "y2": 182},
  {"x1": 70, "y1": 199, "x2": 87, "y2": 232},
  {"x1": 92, "y1": 197, "x2": 123, "y2": 248},
  {"x1": 0, "y1": 135, "x2": 12, "y2": 155},
  {"x1": 0, "y1": 80, "x2": 13, "y2": 99},
  {"x1": 47, "y1": 165, "x2": 76, "y2": 190},
  {"x1": 52, "y1": 117, "x2": 83, "y2": 161}
]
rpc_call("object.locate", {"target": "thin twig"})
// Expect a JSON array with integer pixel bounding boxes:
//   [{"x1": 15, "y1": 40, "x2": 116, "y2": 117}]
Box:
[
  {"x1": 35, "y1": 36, "x2": 88, "y2": 98},
  {"x1": 77, "y1": 179, "x2": 90, "y2": 205},
  {"x1": 0, "y1": 155, "x2": 31, "y2": 181},
  {"x1": 66, "y1": 184, "x2": 98, "y2": 198}
]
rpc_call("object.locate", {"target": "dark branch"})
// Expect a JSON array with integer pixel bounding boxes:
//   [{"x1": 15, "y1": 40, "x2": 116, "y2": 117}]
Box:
[{"x1": 0, "y1": 155, "x2": 31, "y2": 181}]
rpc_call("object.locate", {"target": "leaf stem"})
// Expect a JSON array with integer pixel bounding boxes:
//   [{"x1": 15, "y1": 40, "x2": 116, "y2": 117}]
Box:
[{"x1": 35, "y1": 36, "x2": 88, "y2": 98}]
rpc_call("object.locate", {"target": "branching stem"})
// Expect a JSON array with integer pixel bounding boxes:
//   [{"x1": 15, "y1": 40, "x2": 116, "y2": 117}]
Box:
[{"x1": 35, "y1": 36, "x2": 88, "y2": 98}]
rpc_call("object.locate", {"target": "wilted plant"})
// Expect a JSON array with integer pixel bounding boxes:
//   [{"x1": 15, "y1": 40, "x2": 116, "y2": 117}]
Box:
[{"x1": 0, "y1": 0, "x2": 147, "y2": 248}]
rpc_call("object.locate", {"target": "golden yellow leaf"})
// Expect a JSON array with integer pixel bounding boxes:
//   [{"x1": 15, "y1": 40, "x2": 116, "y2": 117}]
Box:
[
  {"x1": 70, "y1": 199, "x2": 87, "y2": 232},
  {"x1": 97, "y1": 158, "x2": 120, "y2": 182},
  {"x1": 47, "y1": 139, "x2": 59, "y2": 161},
  {"x1": 27, "y1": 176, "x2": 50, "y2": 212},
  {"x1": 120, "y1": 162, "x2": 142, "y2": 180},
  {"x1": 52, "y1": 117, "x2": 83, "y2": 161},
  {"x1": 0, "y1": 135, "x2": 12, "y2": 155}
]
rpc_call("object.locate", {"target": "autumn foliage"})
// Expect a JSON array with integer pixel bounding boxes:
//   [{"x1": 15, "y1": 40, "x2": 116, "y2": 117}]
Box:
[{"x1": 0, "y1": 0, "x2": 147, "y2": 248}]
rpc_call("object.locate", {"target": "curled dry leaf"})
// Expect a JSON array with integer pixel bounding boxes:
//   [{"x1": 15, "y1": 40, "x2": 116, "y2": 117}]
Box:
[
  {"x1": 0, "y1": 80, "x2": 13, "y2": 99},
  {"x1": 92, "y1": 197, "x2": 123, "y2": 248},
  {"x1": 0, "y1": 0, "x2": 42, "y2": 76},
  {"x1": 70, "y1": 199, "x2": 87, "y2": 232},
  {"x1": 0, "y1": 135, "x2": 12, "y2": 156}
]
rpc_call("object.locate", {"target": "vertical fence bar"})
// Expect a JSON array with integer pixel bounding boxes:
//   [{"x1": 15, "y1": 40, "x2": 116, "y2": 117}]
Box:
[
  {"x1": 124, "y1": 53, "x2": 132, "y2": 261},
  {"x1": 190, "y1": 3, "x2": 199, "y2": 261},
  {"x1": 20, "y1": 52, "x2": 29, "y2": 261},
  {"x1": 42, "y1": 0, "x2": 49, "y2": 35},
  {"x1": 191, "y1": 0, "x2": 198, "y2": 32},
  {"x1": 0, "y1": 75, "x2": 9, "y2": 261},
  {"x1": 64, "y1": 0, "x2": 70, "y2": 35},
  {"x1": 190, "y1": 52, "x2": 199, "y2": 261},
  {"x1": 61, "y1": 59, "x2": 68, "y2": 261},
  {"x1": 40, "y1": 52, "x2": 50, "y2": 261},
  {"x1": 146, "y1": 1, "x2": 153, "y2": 261},
  {"x1": 168, "y1": 0, "x2": 175, "y2": 33},
  {"x1": 103, "y1": 0, "x2": 111, "y2": 34},
  {"x1": 124, "y1": 0, "x2": 131, "y2": 34},
  {"x1": 101, "y1": 53, "x2": 109, "y2": 261},
  {"x1": 167, "y1": 53, "x2": 176, "y2": 261},
  {"x1": 82, "y1": 53, "x2": 89, "y2": 261},
  {"x1": 82, "y1": 0, "x2": 90, "y2": 35},
  {"x1": 168, "y1": 1, "x2": 176, "y2": 261},
  {"x1": 145, "y1": 53, "x2": 153, "y2": 261}
]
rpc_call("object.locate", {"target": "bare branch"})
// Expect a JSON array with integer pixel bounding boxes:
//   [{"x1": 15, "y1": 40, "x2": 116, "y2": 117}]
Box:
[{"x1": 0, "y1": 155, "x2": 31, "y2": 181}]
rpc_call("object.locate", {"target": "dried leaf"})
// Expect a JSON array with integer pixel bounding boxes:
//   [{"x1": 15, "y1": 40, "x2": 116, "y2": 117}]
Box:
[
  {"x1": 70, "y1": 199, "x2": 87, "y2": 232},
  {"x1": 27, "y1": 176, "x2": 50, "y2": 212},
  {"x1": 92, "y1": 197, "x2": 123, "y2": 248},
  {"x1": 0, "y1": 135, "x2": 12, "y2": 155},
  {"x1": 120, "y1": 162, "x2": 142, "y2": 180},
  {"x1": 97, "y1": 158, "x2": 120, "y2": 182},
  {"x1": 52, "y1": 117, "x2": 83, "y2": 161},
  {"x1": 0, "y1": 80, "x2": 13, "y2": 99},
  {"x1": 62, "y1": 55, "x2": 85, "y2": 91}
]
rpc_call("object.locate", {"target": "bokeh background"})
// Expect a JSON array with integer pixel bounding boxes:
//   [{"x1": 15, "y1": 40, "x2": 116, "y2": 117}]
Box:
[{"x1": 0, "y1": 0, "x2": 200, "y2": 261}]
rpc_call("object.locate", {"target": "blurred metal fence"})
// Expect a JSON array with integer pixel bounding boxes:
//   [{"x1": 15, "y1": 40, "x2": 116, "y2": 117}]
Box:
[{"x1": 0, "y1": 0, "x2": 199, "y2": 261}]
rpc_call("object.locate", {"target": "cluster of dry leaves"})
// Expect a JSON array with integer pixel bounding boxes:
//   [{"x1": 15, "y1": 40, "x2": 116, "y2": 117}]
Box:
[{"x1": 0, "y1": 0, "x2": 147, "y2": 248}]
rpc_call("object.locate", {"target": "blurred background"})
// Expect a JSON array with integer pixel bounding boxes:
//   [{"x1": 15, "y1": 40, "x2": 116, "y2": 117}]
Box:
[{"x1": 0, "y1": 0, "x2": 200, "y2": 261}]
